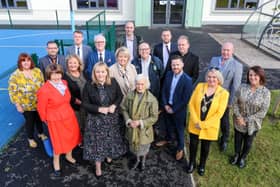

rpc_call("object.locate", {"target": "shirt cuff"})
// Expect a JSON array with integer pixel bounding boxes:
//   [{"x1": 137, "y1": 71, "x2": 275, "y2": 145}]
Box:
[
  {"x1": 139, "y1": 120, "x2": 144, "y2": 129},
  {"x1": 126, "y1": 119, "x2": 132, "y2": 127}
]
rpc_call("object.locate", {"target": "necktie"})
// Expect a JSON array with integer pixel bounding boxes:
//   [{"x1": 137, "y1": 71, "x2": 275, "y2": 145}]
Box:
[
  {"x1": 77, "y1": 47, "x2": 80, "y2": 56},
  {"x1": 166, "y1": 45, "x2": 170, "y2": 54},
  {"x1": 99, "y1": 53, "x2": 103, "y2": 62}
]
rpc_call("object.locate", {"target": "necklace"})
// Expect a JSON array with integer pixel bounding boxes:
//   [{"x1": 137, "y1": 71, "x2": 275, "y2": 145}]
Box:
[{"x1": 201, "y1": 94, "x2": 214, "y2": 113}]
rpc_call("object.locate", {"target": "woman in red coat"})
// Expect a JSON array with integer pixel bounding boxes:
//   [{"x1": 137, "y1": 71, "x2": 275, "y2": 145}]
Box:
[{"x1": 37, "y1": 64, "x2": 81, "y2": 176}]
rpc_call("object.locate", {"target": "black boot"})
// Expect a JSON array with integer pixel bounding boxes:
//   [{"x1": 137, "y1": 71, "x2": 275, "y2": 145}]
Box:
[
  {"x1": 230, "y1": 153, "x2": 239, "y2": 165},
  {"x1": 130, "y1": 156, "x2": 140, "y2": 170},
  {"x1": 238, "y1": 158, "x2": 246, "y2": 168},
  {"x1": 140, "y1": 155, "x2": 146, "y2": 171},
  {"x1": 197, "y1": 165, "x2": 205, "y2": 176},
  {"x1": 186, "y1": 162, "x2": 196, "y2": 173}
]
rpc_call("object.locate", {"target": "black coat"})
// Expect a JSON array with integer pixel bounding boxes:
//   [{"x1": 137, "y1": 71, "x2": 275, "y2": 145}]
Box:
[{"x1": 82, "y1": 78, "x2": 123, "y2": 114}]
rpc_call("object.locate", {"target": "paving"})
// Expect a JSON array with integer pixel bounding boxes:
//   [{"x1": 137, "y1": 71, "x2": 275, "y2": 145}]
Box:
[{"x1": 0, "y1": 25, "x2": 280, "y2": 187}]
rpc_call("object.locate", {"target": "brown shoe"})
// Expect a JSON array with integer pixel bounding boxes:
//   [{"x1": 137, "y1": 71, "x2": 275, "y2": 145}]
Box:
[
  {"x1": 155, "y1": 140, "x2": 169, "y2": 147},
  {"x1": 176, "y1": 150, "x2": 184, "y2": 160}
]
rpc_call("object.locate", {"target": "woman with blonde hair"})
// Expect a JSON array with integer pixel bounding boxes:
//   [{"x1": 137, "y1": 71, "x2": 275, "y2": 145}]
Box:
[
  {"x1": 82, "y1": 62, "x2": 127, "y2": 178},
  {"x1": 187, "y1": 68, "x2": 229, "y2": 176}
]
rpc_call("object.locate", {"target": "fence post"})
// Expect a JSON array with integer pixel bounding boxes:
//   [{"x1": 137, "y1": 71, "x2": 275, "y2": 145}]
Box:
[
  {"x1": 55, "y1": 10, "x2": 59, "y2": 29},
  {"x1": 7, "y1": 9, "x2": 13, "y2": 28}
]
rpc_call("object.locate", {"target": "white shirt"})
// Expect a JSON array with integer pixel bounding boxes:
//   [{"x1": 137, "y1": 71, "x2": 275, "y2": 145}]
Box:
[
  {"x1": 75, "y1": 45, "x2": 83, "y2": 61},
  {"x1": 98, "y1": 50, "x2": 105, "y2": 61},
  {"x1": 141, "y1": 55, "x2": 151, "y2": 80},
  {"x1": 126, "y1": 37, "x2": 134, "y2": 60},
  {"x1": 168, "y1": 71, "x2": 183, "y2": 105}
]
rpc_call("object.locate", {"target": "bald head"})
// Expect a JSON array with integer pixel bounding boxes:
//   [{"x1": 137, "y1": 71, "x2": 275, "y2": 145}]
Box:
[{"x1": 221, "y1": 42, "x2": 234, "y2": 61}]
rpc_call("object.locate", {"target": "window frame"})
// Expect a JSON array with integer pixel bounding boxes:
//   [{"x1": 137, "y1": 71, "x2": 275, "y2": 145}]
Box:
[
  {"x1": 0, "y1": 0, "x2": 28, "y2": 9},
  {"x1": 215, "y1": 0, "x2": 259, "y2": 10},
  {"x1": 76, "y1": 0, "x2": 119, "y2": 10}
]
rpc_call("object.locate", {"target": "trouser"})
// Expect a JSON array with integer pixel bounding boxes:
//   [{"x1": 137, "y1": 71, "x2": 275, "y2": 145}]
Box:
[
  {"x1": 165, "y1": 112, "x2": 185, "y2": 151},
  {"x1": 234, "y1": 129, "x2": 257, "y2": 159},
  {"x1": 189, "y1": 133, "x2": 211, "y2": 168},
  {"x1": 220, "y1": 108, "x2": 230, "y2": 143},
  {"x1": 23, "y1": 111, "x2": 44, "y2": 139}
]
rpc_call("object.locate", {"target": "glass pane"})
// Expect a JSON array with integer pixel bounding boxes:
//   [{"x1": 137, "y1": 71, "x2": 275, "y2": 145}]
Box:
[
  {"x1": 8, "y1": 0, "x2": 14, "y2": 7},
  {"x1": 99, "y1": 0, "x2": 104, "y2": 7},
  {"x1": 107, "y1": 0, "x2": 117, "y2": 8},
  {"x1": 90, "y1": 1, "x2": 97, "y2": 8},
  {"x1": 77, "y1": 0, "x2": 89, "y2": 8},
  {"x1": 230, "y1": 0, "x2": 238, "y2": 8},
  {"x1": 1, "y1": 0, "x2": 7, "y2": 8},
  {"x1": 153, "y1": 0, "x2": 167, "y2": 24},
  {"x1": 216, "y1": 0, "x2": 229, "y2": 8},
  {"x1": 16, "y1": 1, "x2": 27, "y2": 8},
  {"x1": 245, "y1": 0, "x2": 258, "y2": 9},
  {"x1": 239, "y1": 0, "x2": 244, "y2": 8},
  {"x1": 169, "y1": 0, "x2": 184, "y2": 24}
]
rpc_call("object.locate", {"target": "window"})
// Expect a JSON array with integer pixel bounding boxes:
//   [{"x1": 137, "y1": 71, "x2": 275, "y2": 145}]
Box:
[
  {"x1": 77, "y1": 0, "x2": 118, "y2": 9},
  {"x1": 216, "y1": 0, "x2": 259, "y2": 9},
  {"x1": 0, "y1": 0, "x2": 27, "y2": 8}
]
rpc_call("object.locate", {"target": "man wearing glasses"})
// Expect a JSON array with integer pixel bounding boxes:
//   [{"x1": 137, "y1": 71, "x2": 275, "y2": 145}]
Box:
[
  {"x1": 39, "y1": 40, "x2": 66, "y2": 78},
  {"x1": 209, "y1": 42, "x2": 243, "y2": 152},
  {"x1": 86, "y1": 34, "x2": 115, "y2": 80}
]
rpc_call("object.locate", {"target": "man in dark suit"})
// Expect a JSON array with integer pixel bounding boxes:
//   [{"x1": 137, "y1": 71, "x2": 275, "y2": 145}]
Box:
[
  {"x1": 66, "y1": 30, "x2": 93, "y2": 70},
  {"x1": 166, "y1": 35, "x2": 199, "y2": 84},
  {"x1": 209, "y1": 42, "x2": 243, "y2": 152},
  {"x1": 86, "y1": 34, "x2": 115, "y2": 80},
  {"x1": 157, "y1": 55, "x2": 193, "y2": 161},
  {"x1": 39, "y1": 41, "x2": 66, "y2": 78},
  {"x1": 153, "y1": 29, "x2": 177, "y2": 71},
  {"x1": 115, "y1": 21, "x2": 143, "y2": 61},
  {"x1": 132, "y1": 42, "x2": 164, "y2": 100}
]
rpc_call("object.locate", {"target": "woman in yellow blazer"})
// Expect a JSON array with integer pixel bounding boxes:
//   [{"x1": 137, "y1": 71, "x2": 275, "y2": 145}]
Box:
[{"x1": 187, "y1": 68, "x2": 229, "y2": 176}]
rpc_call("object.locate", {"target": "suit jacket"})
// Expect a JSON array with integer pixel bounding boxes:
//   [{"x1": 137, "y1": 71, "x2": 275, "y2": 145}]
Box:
[
  {"x1": 153, "y1": 42, "x2": 177, "y2": 65},
  {"x1": 39, "y1": 55, "x2": 66, "y2": 77},
  {"x1": 162, "y1": 71, "x2": 193, "y2": 125},
  {"x1": 66, "y1": 44, "x2": 93, "y2": 69},
  {"x1": 132, "y1": 55, "x2": 164, "y2": 100},
  {"x1": 188, "y1": 83, "x2": 229, "y2": 140},
  {"x1": 86, "y1": 49, "x2": 116, "y2": 80},
  {"x1": 166, "y1": 51, "x2": 199, "y2": 84},
  {"x1": 115, "y1": 34, "x2": 143, "y2": 59},
  {"x1": 82, "y1": 78, "x2": 123, "y2": 114},
  {"x1": 209, "y1": 56, "x2": 243, "y2": 105}
]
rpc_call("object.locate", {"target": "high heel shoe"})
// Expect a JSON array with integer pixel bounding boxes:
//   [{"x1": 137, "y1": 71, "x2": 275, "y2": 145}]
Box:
[
  {"x1": 105, "y1": 158, "x2": 112, "y2": 165},
  {"x1": 65, "y1": 157, "x2": 77, "y2": 166},
  {"x1": 53, "y1": 169, "x2": 61, "y2": 177}
]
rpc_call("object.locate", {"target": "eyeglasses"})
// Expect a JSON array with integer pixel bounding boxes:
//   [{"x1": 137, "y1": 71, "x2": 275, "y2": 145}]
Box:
[
  {"x1": 139, "y1": 48, "x2": 150, "y2": 51},
  {"x1": 209, "y1": 67, "x2": 220, "y2": 71}
]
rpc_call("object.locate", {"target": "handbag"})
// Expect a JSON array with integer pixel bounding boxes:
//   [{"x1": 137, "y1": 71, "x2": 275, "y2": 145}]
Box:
[{"x1": 42, "y1": 137, "x2": 53, "y2": 157}]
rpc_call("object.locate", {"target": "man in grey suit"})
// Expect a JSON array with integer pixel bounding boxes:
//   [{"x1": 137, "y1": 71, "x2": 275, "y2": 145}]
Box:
[
  {"x1": 209, "y1": 42, "x2": 243, "y2": 152},
  {"x1": 39, "y1": 41, "x2": 66, "y2": 78},
  {"x1": 115, "y1": 21, "x2": 143, "y2": 61},
  {"x1": 66, "y1": 30, "x2": 93, "y2": 70}
]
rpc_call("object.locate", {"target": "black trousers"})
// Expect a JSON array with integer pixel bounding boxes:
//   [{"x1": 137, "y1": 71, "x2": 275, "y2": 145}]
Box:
[
  {"x1": 189, "y1": 133, "x2": 211, "y2": 168},
  {"x1": 23, "y1": 111, "x2": 44, "y2": 139},
  {"x1": 220, "y1": 108, "x2": 230, "y2": 143},
  {"x1": 234, "y1": 128, "x2": 257, "y2": 159}
]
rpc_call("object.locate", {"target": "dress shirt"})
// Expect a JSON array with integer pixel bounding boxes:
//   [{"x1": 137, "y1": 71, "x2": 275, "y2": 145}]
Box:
[
  {"x1": 141, "y1": 55, "x2": 151, "y2": 80},
  {"x1": 163, "y1": 43, "x2": 170, "y2": 69},
  {"x1": 98, "y1": 50, "x2": 105, "y2": 62},
  {"x1": 218, "y1": 57, "x2": 234, "y2": 72},
  {"x1": 126, "y1": 36, "x2": 134, "y2": 60},
  {"x1": 168, "y1": 71, "x2": 183, "y2": 105},
  {"x1": 76, "y1": 45, "x2": 83, "y2": 60}
]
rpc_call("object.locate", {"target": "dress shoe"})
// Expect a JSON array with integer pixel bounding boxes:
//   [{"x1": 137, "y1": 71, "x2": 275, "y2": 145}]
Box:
[
  {"x1": 230, "y1": 154, "x2": 239, "y2": 165},
  {"x1": 219, "y1": 142, "x2": 227, "y2": 152},
  {"x1": 186, "y1": 163, "x2": 196, "y2": 173},
  {"x1": 238, "y1": 158, "x2": 246, "y2": 168},
  {"x1": 38, "y1": 133, "x2": 48, "y2": 141},
  {"x1": 53, "y1": 169, "x2": 61, "y2": 177},
  {"x1": 176, "y1": 150, "x2": 184, "y2": 161},
  {"x1": 28, "y1": 139, "x2": 38, "y2": 148},
  {"x1": 155, "y1": 140, "x2": 170, "y2": 147},
  {"x1": 94, "y1": 172, "x2": 102, "y2": 180},
  {"x1": 197, "y1": 167, "x2": 205, "y2": 176}
]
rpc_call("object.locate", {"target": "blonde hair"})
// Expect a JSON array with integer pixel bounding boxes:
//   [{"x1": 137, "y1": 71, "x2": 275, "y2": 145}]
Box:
[
  {"x1": 92, "y1": 62, "x2": 111, "y2": 85},
  {"x1": 205, "y1": 68, "x2": 224, "y2": 85},
  {"x1": 65, "y1": 54, "x2": 84, "y2": 73},
  {"x1": 115, "y1": 46, "x2": 131, "y2": 63}
]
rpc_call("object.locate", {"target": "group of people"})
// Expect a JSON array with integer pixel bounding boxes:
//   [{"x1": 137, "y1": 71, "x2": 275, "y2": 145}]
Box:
[{"x1": 8, "y1": 21, "x2": 271, "y2": 178}]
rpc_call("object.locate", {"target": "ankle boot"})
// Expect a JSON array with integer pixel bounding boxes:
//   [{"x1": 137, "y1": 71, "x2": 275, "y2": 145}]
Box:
[
  {"x1": 131, "y1": 156, "x2": 140, "y2": 170},
  {"x1": 186, "y1": 162, "x2": 196, "y2": 173},
  {"x1": 230, "y1": 153, "x2": 239, "y2": 165},
  {"x1": 140, "y1": 156, "x2": 146, "y2": 171},
  {"x1": 238, "y1": 158, "x2": 246, "y2": 168}
]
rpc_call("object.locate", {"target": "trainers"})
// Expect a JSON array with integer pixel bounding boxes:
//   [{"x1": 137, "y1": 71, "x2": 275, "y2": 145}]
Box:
[
  {"x1": 38, "y1": 133, "x2": 48, "y2": 140},
  {"x1": 28, "y1": 139, "x2": 37, "y2": 148}
]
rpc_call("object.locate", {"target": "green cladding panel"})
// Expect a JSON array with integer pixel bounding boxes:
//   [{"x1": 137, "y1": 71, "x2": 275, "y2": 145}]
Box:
[
  {"x1": 135, "y1": 0, "x2": 152, "y2": 27},
  {"x1": 186, "y1": 0, "x2": 203, "y2": 27}
]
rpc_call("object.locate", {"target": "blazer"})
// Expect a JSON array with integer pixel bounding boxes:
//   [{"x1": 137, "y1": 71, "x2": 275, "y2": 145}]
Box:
[
  {"x1": 162, "y1": 71, "x2": 193, "y2": 125},
  {"x1": 115, "y1": 34, "x2": 143, "y2": 59},
  {"x1": 39, "y1": 55, "x2": 66, "y2": 77},
  {"x1": 82, "y1": 78, "x2": 123, "y2": 114},
  {"x1": 132, "y1": 55, "x2": 164, "y2": 100},
  {"x1": 66, "y1": 44, "x2": 93, "y2": 69},
  {"x1": 86, "y1": 49, "x2": 116, "y2": 80},
  {"x1": 153, "y1": 42, "x2": 177, "y2": 64},
  {"x1": 166, "y1": 51, "x2": 199, "y2": 84},
  {"x1": 188, "y1": 83, "x2": 229, "y2": 140},
  {"x1": 209, "y1": 56, "x2": 243, "y2": 105}
]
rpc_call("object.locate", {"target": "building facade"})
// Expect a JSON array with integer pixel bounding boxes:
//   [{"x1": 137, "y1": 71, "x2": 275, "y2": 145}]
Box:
[{"x1": 0, "y1": 0, "x2": 271, "y2": 27}]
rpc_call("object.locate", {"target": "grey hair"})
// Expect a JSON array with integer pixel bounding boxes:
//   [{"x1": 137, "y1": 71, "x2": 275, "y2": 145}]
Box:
[
  {"x1": 94, "y1": 34, "x2": 106, "y2": 42},
  {"x1": 135, "y1": 74, "x2": 150, "y2": 89},
  {"x1": 205, "y1": 69, "x2": 224, "y2": 85}
]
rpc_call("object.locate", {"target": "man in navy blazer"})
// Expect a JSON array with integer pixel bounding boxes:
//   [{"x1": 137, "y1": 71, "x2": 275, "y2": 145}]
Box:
[
  {"x1": 157, "y1": 55, "x2": 193, "y2": 161},
  {"x1": 86, "y1": 34, "x2": 115, "y2": 80},
  {"x1": 209, "y1": 42, "x2": 243, "y2": 152},
  {"x1": 153, "y1": 29, "x2": 177, "y2": 71},
  {"x1": 39, "y1": 41, "x2": 66, "y2": 78},
  {"x1": 66, "y1": 30, "x2": 93, "y2": 70}
]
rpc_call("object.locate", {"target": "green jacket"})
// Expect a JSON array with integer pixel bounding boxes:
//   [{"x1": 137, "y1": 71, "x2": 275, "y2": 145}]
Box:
[{"x1": 121, "y1": 90, "x2": 158, "y2": 147}]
